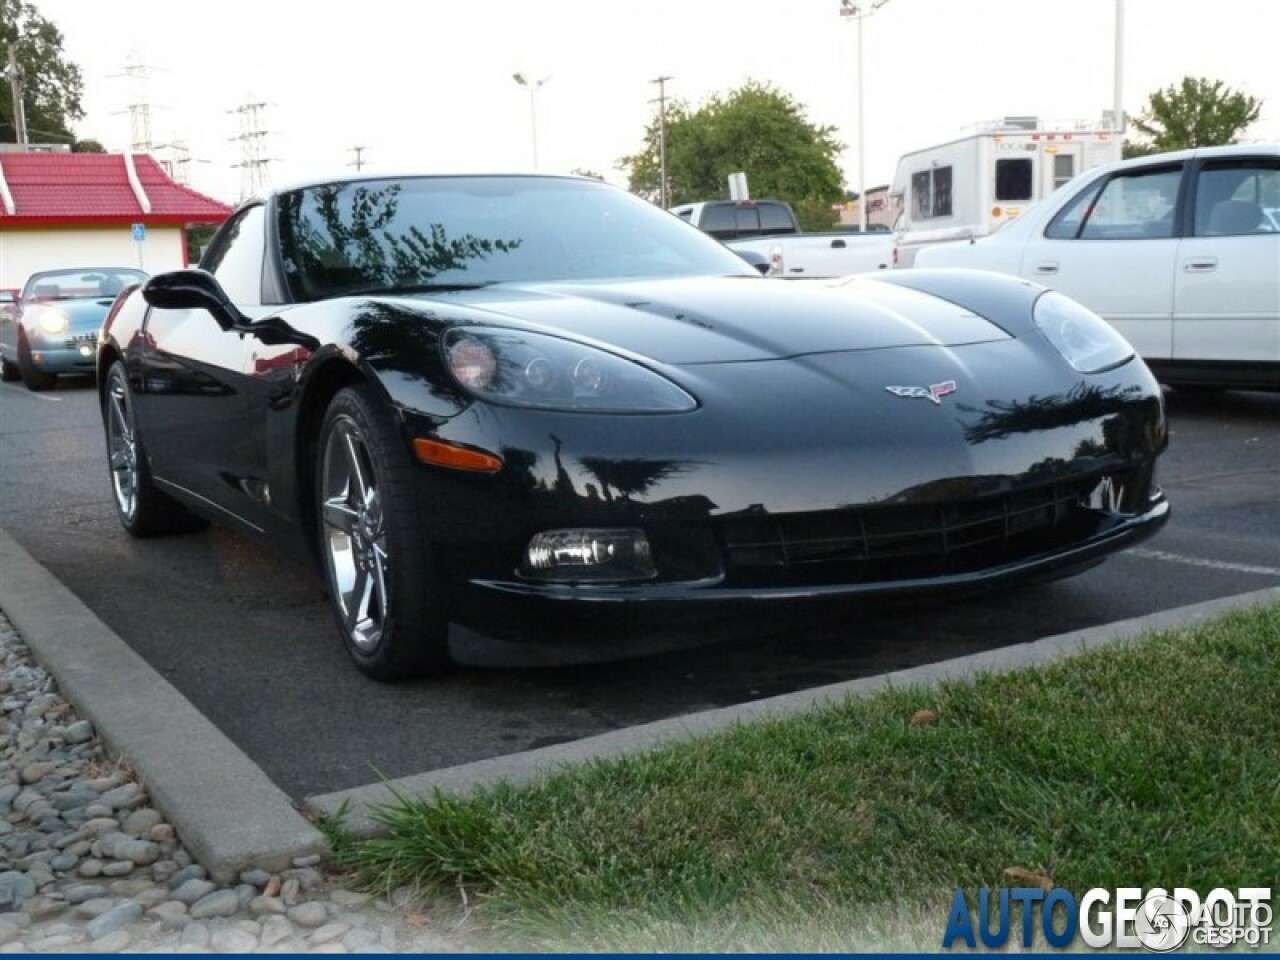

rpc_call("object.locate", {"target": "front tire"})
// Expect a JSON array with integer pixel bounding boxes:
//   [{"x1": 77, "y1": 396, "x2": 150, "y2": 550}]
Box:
[
  {"x1": 103, "y1": 362, "x2": 209, "y2": 537},
  {"x1": 0, "y1": 352, "x2": 18, "y2": 382},
  {"x1": 18, "y1": 335, "x2": 56, "y2": 391},
  {"x1": 317, "y1": 385, "x2": 450, "y2": 681}
]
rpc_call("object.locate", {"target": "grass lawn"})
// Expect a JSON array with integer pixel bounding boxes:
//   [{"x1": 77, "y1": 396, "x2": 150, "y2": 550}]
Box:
[{"x1": 327, "y1": 603, "x2": 1280, "y2": 952}]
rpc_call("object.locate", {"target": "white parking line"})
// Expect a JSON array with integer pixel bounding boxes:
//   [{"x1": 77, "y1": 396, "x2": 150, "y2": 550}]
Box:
[{"x1": 1128, "y1": 548, "x2": 1280, "y2": 578}]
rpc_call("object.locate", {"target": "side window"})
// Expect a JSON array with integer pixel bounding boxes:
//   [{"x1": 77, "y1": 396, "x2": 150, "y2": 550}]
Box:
[
  {"x1": 1045, "y1": 178, "x2": 1106, "y2": 239},
  {"x1": 995, "y1": 158, "x2": 1033, "y2": 202},
  {"x1": 1194, "y1": 158, "x2": 1280, "y2": 236},
  {"x1": 911, "y1": 166, "x2": 953, "y2": 220},
  {"x1": 1057, "y1": 166, "x2": 1181, "y2": 241},
  {"x1": 933, "y1": 167, "x2": 953, "y2": 217},
  {"x1": 911, "y1": 170, "x2": 931, "y2": 219},
  {"x1": 202, "y1": 205, "x2": 266, "y2": 304},
  {"x1": 1053, "y1": 154, "x2": 1076, "y2": 191},
  {"x1": 1080, "y1": 168, "x2": 1181, "y2": 240}
]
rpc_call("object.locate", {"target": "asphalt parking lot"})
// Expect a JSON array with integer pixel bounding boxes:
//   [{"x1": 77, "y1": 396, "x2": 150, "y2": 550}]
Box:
[{"x1": 1, "y1": 377, "x2": 1277, "y2": 801}]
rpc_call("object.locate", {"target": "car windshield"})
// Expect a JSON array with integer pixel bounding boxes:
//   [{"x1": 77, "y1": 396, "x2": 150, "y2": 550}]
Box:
[
  {"x1": 275, "y1": 176, "x2": 755, "y2": 301},
  {"x1": 23, "y1": 269, "x2": 147, "y2": 301}
]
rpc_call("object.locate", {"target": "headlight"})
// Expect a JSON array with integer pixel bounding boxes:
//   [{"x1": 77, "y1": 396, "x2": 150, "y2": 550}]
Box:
[
  {"x1": 443, "y1": 328, "x2": 696, "y2": 412},
  {"x1": 36, "y1": 309, "x2": 69, "y2": 336},
  {"x1": 1033, "y1": 291, "x2": 1133, "y2": 374}
]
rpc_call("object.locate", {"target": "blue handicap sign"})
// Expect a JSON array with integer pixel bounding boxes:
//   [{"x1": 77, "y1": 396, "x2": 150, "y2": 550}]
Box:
[{"x1": 131, "y1": 223, "x2": 146, "y2": 242}]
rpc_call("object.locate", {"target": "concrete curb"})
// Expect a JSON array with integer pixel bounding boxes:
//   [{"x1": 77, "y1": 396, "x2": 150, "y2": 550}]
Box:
[
  {"x1": 0, "y1": 528, "x2": 328, "y2": 883},
  {"x1": 307, "y1": 584, "x2": 1280, "y2": 834},
  {"x1": 4, "y1": 511, "x2": 1277, "y2": 859}
]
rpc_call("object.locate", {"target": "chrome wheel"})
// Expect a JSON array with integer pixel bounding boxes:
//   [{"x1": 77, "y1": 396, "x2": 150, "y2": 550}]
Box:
[
  {"x1": 106, "y1": 371, "x2": 139, "y2": 522},
  {"x1": 321, "y1": 415, "x2": 389, "y2": 654}
]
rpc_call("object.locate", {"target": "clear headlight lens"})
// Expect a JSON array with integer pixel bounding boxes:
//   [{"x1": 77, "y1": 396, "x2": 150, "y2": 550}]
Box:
[
  {"x1": 443, "y1": 328, "x2": 696, "y2": 412},
  {"x1": 1033, "y1": 291, "x2": 1133, "y2": 374},
  {"x1": 37, "y1": 309, "x2": 69, "y2": 336}
]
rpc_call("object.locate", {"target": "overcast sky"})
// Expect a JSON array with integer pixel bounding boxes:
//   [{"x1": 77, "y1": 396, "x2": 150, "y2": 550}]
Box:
[{"x1": 37, "y1": 0, "x2": 1280, "y2": 204}]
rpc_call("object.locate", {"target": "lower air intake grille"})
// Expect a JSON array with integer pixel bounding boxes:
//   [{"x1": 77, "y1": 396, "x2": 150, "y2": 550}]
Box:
[{"x1": 717, "y1": 474, "x2": 1133, "y2": 587}]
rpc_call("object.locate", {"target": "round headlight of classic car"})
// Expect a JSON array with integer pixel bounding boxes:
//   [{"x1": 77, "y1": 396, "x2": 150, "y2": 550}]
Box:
[
  {"x1": 1033, "y1": 291, "x2": 1134, "y2": 374},
  {"x1": 443, "y1": 328, "x2": 696, "y2": 412},
  {"x1": 36, "y1": 309, "x2": 70, "y2": 336}
]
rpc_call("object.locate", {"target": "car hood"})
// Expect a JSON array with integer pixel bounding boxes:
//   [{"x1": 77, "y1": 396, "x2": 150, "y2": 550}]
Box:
[{"x1": 407, "y1": 276, "x2": 1012, "y2": 364}]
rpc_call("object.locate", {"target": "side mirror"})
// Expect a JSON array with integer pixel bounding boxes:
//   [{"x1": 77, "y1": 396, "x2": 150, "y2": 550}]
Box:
[
  {"x1": 142, "y1": 269, "x2": 250, "y2": 332},
  {"x1": 735, "y1": 249, "x2": 772, "y2": 276}
]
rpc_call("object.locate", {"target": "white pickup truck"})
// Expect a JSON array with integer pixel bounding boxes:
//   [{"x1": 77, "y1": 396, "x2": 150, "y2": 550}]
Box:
[{"x1": 671, "y1": 200, "x2": 893, "y2": 277}]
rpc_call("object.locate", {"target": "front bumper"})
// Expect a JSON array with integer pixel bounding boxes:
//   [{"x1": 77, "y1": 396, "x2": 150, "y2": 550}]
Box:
[
  {"x1": 446, "y1": 490, "x2": 1169, "y2": 665},
  {"x1": 27, "y1": 334, "x2": 98, "y2": 374}
]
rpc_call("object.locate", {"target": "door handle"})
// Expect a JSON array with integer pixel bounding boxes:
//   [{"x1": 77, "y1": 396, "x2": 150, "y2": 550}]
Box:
[
  {"x1": 831, "y1": 238, "x2": 846, "y2": 248},
  {"x1": 1033, "y1": 262, "x2": 1059, "y2": 275},
  {"x1": 1183, "y1": 258, "x2": 1218, "y2": 273}
]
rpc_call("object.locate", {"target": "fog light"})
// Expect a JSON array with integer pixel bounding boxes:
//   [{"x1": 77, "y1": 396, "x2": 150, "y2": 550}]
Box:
[{"x1": 523, "y1": 528, "x2": 655, "y2": 582}]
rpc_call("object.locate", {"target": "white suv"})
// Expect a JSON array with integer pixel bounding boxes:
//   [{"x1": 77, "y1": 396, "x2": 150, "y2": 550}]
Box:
[{"x1": 914, "y1": 144, "x2": 1280, "y2": 391}]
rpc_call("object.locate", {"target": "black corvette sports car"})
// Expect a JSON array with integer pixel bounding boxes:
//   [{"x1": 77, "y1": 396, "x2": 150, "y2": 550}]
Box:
[{"x1": 98, "y1": 174, "x2": 1169, "y2": 680}]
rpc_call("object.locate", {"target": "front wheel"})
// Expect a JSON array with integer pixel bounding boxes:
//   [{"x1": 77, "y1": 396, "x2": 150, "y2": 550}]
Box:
[
  {"x1": 102, "y1": 362, "x2": 209, "y2": 537},
  {"x1": 317, "y1": 385, "x2": 451, "y2": 681},
  {"x1": 0, "y1": 352, "x2": 18, "y2": 382},
  {"x1": 18, "y1": 336, "x2": 56, "y2": 391}
]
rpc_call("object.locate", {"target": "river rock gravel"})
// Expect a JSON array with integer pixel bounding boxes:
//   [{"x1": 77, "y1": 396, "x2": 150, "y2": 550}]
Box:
[{"x1": 0, "y1": 610, "x2": 463, "y2": 954}]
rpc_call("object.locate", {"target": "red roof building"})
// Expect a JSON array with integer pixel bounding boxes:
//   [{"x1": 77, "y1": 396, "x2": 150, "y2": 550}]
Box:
[{"x1": 0, "y1": 151, "x2": 233, "y2": 289}]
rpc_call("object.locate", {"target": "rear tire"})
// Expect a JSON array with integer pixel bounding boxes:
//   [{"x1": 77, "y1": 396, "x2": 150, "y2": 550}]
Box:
[
  {"x1": 18, "y1": 336, "x2": 56, "y2": 391},
  {"x1": 102, "y1": 362, "x2": 209, "y2": 537},
  {"x1": 316, "y1": 385, "x2": 451, "y2": 681},
  {"x1": 0, "y1": 352, "x2": 18, "y2": 382}
]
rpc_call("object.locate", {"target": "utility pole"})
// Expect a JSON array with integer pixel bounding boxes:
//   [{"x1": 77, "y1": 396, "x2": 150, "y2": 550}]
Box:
[
  {"x1": 229, "y1": 100, "x2": 275, "y2": 199},
  {"x1": 348, "y1": 145, "x2": 367, "y2": 172},
  {"x1": 6, "y1": 45, "x2": 28, "y2": 147},
  {"x1": 650, "y1": 76, "x2": 673, "y2": 208}
]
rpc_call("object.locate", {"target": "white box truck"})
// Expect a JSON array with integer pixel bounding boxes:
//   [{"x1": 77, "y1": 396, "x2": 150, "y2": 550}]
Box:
[{"x1": 891, "y1": 117, "x2": 1122, "y2": 267}]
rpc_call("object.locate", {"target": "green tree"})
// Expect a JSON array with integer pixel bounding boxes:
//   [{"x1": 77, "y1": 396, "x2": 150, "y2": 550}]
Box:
[
  {"x1": 0, "y1": 0, "x2": 84, "y2": 145},
  {"x1": 618, "y1": 81, "x2": 845, "y2": 231},
  {"x1": 1124, "y1": 76, "x2": 1262, "y2": 158}
]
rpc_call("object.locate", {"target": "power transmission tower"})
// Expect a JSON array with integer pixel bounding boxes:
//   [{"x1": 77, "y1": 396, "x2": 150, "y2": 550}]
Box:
[
  {"x1": 162, "y1": 140, "x2": 192, "y2": 183},
  {"x1": 229, "y1": 100, "x2": 275, "y2": 199},
  {"x1": 118, "y1": 54, "x2": 154, "y2": 153},
  {"x1": 348, "y1": 145, "x2": 367, "y2": 172},
  {"x1": 649, "y1": 76, "x2": 673, "y2": 208}
]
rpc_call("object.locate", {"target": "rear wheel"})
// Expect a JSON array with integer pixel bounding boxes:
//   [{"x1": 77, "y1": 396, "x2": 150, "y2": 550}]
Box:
[
  {"x1": 18, "y1": 335, "x2": 56, "y2": 391},
  {"x1": 0, "y1": 352, "x2": 18, "y2": 382},
  {"x1": 317, "y1": 385, "x2": 451, "y2": 681},
  {"x1": 103, "y1": 362, "x2": 209, "y2": 537}
]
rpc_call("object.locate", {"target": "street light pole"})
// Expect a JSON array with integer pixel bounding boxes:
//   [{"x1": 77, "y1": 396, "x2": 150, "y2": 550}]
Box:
[
  {"x1": 1113, "y1": 0, "x2": 1126, "y2": 133},
  {"x1": 838, "y1": 0, "x2": 889, "y2": 233},
  {"x1": 513, "y1": 72, "x2": 549, "y2": 170},
  {"x1": 650, "y1": 76, "x2": 673, "y2": 207}
]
